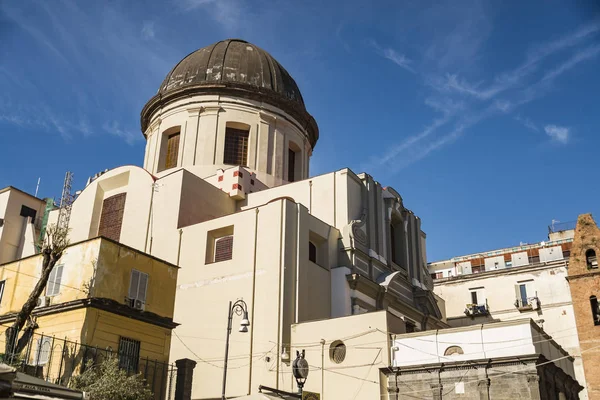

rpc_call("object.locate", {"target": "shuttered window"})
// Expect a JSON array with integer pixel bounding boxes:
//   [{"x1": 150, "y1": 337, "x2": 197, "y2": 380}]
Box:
[
  {"x1": 223, "y1": 128, "x2": 249, "y2": 165},
  {"x1": 128, "y1": 269, "x2": 149, "y2": 302},
  {"x1": 46, "y1": 265, "x2": 63, "y2": 297},
  {"x1": 0, "y1": 280, "x2": 5, "y2": 305},
  {"x1": 98, "y1": 193, "x2": 127, "y2": 241},
  {"x1": 165, "y1": 132, "x2": 180, "y2": 170},
  {"x1": 214, "y1": 236, "x2": 234, "y2": 262}
]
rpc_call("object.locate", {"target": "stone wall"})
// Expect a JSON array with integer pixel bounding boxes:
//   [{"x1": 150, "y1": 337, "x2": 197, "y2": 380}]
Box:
[{"x1": 385, "y1": 355, "x2": 581, "y2": 400}]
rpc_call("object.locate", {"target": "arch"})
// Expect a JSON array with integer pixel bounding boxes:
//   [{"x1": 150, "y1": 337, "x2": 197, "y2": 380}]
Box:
[
  {"x1": 444, "y1": 346, "x2": 464, "y2": 356},
  {"x1": 586, "y1": 249, "x2": 598, "y2": 269}
]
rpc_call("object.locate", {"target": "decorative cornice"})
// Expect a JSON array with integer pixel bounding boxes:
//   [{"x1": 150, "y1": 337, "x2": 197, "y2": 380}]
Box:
[
  {"x1": 148, "y1": 117, "x2": 162, "y2": 133},
  {"x1": 186, "y1": 106, "x2": 204, "y2": 116}
]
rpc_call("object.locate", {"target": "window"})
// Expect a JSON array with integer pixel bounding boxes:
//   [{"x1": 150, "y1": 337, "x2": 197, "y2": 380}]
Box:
[
  {"x1": 0, "y1": 280, "x2": 5, "y2": 305},
  {"x1": 214, "y1": 236, "x2": 234, "y2": 262},
  {"x1": 288, "y1": 148, "x2": 296, "y2": 182},
  {"x1": 587, "y1": 249, "x2": 598, "y2": 269},
  {"x1": 390, "y1": 224, "x2": 397, "y2": 264},
  {"x1": 517, "y1": 283, "x2": 529, "y2": 307},
  {"x1": 46, "y1": 265, "x2": 63, "y2": 297},
  {"x1": 506, "y1": 260, "x2": 513, "y2": 268},
  {"x1": 591, "y1": 296, "x2": 600, "y2": 326},
  {"x1": 20, "y1": 205, "x2": 37, "y2": 220},
  {"x1": 469, "y1": 288, "x2": 485, "y2": 305},
  {"x1": 472, "y1": 266, "x2": 484, "y2": 274},
  {"x1": 128, "y1": 269, "x2": 149, "y2": 303},
  {"x1": 98, "y1": 193, "x2": 127, "y2": 242},
  {"x1": 309, "y1": 242, "x2": 317, "y2": 263},
  {"x1": 206, "y1": 226, "x2": 234, "y2": 263},
  {"x1": 33, "y1": 337, "x2": 52, "y2": 365},
  {"x1": 165, "y1": 131, "x2": 180, "y2": 170},
  {"x1": 444, "y1": 346, "x2": 464, "y2": 356},
  {"x1": 329, "y1": 341, "x2": 346, "y2": 364},
  {"x1": 224, "y1": 127, "x2": 249, "y2": 165},
  {"x1": 118, "y1": 337, "x2": 140, "y2": 372},
  {"x1": 471, "y1": 291, "x2": 478, "y2": 305}
]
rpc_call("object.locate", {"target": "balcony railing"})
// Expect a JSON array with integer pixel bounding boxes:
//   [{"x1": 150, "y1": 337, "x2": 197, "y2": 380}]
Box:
[
  {"x1": 464, "y1": 302, "x2": 489, "y2": 317},
  {"x1": 514, "y1": 297, "x2": 541, "y2": 311}
]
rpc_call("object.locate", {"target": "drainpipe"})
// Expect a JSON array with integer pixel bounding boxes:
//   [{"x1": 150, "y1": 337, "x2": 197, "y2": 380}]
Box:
[
  {"x1": 176, "y1": 229, "x2": 183, "y2": 266},
  {"x1": 248, "y1": 208, "x2": 259, "y2": 395},
  {"x1": 275, "y1": 201, "x2": 285, "y2": 389},
  {"x1": 320, "y1": 339, "x2": 325, "y2": 399},
  {"x1": 295, "y1": 204, "x2": 301, "y2": 323},
  {"x1": 144, "y1": 181, "x2": 156, "y2": 253}
]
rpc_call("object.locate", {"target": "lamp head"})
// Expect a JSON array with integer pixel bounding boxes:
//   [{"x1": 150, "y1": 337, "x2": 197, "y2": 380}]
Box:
[
  {"x1": 240, "y1": 311, "x2": 250, "y2": 327},
  {"x1": 239, "y1": 325, "x2": 249, "y2": 333}
]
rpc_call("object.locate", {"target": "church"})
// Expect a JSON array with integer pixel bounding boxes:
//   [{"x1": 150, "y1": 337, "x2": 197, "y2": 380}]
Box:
[{"x1": 0, "y1": 39, "x2": 582, "y2": 400}]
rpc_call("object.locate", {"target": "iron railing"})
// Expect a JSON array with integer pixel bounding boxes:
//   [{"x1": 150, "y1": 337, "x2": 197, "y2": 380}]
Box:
[{"x1": 1, "y1": 331, "x2": 176, "y2": 400}]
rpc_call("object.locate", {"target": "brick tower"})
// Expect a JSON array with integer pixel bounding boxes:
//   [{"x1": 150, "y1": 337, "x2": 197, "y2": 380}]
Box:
[{"x1": 567, "y1": 213, "x2": 600, "y2": 399}]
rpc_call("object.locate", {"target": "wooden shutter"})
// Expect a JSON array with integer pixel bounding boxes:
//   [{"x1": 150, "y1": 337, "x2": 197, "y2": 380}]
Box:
[
  {"x1": 98, "y1": 193, "x2": 127, "y2": 242},
  {"x1": 138, "y1": 272, "x2": 148, "y2": 302},
  {"x1": 214, "y1": 236, "x2": 234, "y2": 262},
  {"x1": 223, "y1": 128, "x2": 249, "y2": 165},
  {"x1": 165, "y1": 132, "x2": 180, "y2": 169},
  {"x1": 46, "y1": 265, "x2": 63, "y2": 296},
  {"x1": 129, "y1": 270, "x2": 140, "y2": 299}
]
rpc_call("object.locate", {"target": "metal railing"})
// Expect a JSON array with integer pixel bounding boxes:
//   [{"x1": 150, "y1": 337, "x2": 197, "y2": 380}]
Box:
[
  {"x1": 1, "y1": 331, "x2": 176, "y2": 400},
  {"x1": 548, "y1": 221, "x2": 576, "y2": 234}
]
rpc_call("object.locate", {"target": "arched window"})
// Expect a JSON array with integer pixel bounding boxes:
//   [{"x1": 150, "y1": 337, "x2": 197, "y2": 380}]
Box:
[
  {"x1": 309, "y1": 242, "x2": 317, "y2": 263},
  {"x1": 586, "y1": 249, "x2": 598, "y2": 269},
  {"x1": 444, "y1": 346, "x2": 464, "y2": 356},
  {"x1": 224, "y1": 125, "x2": 249, "y2": 166},
  {"x1": 591, "y1": 296, "x2": 600, "y2": 326}
]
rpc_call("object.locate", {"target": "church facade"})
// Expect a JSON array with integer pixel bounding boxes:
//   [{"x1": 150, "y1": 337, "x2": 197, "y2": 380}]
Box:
[{"x1": 42, "y1": 39, "x2": 446, "y2": 398}]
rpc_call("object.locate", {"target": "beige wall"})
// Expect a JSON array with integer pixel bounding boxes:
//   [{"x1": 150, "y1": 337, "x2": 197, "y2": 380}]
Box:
[
  {"x1": 0, "y1": 187, "x2": 46, "y2": 264},
  {"x1": 143, "y1": 95, "x2": 313, "y2": 187},
  {"x1": 290, "y1": 311, "x2": 400, "y2": 399}
]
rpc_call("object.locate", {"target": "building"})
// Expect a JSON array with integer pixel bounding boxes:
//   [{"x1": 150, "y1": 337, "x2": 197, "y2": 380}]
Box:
[
  {"x1": 0, "y1": 187, "x2": 48, "y2": 265},
  {"x1": 13, "y1": 39, "x2": 447, "y2": 398},
  {"x1": 382, "y1": 319, "x2": 583, "y2": 399},
  {"x1": 428, "y1": 224, "x2": 588, "y2": 398},
  {"x1": 567, "y1": 214, "x2": 600, "y2": 399},
  {"x1": 0, "y1": 237, "x2": 178, "y2": 397}
]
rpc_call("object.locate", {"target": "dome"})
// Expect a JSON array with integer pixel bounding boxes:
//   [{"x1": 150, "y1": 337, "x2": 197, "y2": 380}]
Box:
[{"x1": 141, "y1": 39, "x2": 318, "y2": 147}]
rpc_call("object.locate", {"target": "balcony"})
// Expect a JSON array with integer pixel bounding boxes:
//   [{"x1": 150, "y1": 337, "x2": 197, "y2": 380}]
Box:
[
  {"x1": 514, "y1": 297, "x2": 541, "y2": 312},
  {"x1": 464, "y1": 302, "x2": 489, "y2": 317}
]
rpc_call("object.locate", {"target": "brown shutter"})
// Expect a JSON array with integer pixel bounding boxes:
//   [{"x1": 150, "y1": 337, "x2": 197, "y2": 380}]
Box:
[
  {"x1": 223, "y1": 128, "x2": 249, "y2": 165},
  {"x1": 165, "y1": 132, "x2": 180, "y2": 169},
  {"x1": 214, "y1": 236, "x2": 234, "y2": 262},
  {"x1": 98, "y1": 193, "x2": 127, "y2": 241}
]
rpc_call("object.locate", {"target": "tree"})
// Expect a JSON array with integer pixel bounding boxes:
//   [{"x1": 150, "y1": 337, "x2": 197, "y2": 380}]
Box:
[
  {"x1": 70, "y1": 356, "x2": 153, "y2": 400},
  {"x1": 4, "y1": 224, "x2": 69, "y2": 357}
]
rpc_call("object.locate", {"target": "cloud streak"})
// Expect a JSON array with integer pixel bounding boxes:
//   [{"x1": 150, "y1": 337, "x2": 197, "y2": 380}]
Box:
[{"x1": 544, "y1": 125, "x2": 570, "y2": 144}]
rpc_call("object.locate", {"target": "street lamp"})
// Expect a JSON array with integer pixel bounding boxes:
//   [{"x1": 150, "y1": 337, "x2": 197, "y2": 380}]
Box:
[
  {"x1": 222, "y1": 299, "x2": 250, "y2": 400},
  {"x1": 292, "y1": 350, "x2": 309, "y2": 395}
]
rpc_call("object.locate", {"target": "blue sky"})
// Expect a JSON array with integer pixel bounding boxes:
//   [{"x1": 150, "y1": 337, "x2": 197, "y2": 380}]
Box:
[{"x1": 0, "y1": 0, "x2": 599, "y2": 261}]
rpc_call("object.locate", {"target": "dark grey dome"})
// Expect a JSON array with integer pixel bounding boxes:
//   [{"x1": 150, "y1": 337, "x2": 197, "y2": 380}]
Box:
[{"x1": 141, "y1": 39, "x2": 318, "y2": 147}]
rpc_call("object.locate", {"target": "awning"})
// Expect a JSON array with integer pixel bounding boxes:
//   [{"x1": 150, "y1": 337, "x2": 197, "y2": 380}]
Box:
[{"x1": 0, "y1": 364, "x2": 86, "y2": 400}]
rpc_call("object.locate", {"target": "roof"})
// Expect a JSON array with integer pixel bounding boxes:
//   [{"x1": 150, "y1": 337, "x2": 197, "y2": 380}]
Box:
[{"x1": 141, "y1": 39, "x2": 318, "y2": 147}]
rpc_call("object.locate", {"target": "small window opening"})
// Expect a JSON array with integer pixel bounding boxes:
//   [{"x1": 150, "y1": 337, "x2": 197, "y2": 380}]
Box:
[
  {"x1": 309, "y1": 242, "x2": 317, "y2": 263},
  {"x1": 586, "y1": 249, "x2": 598, "y2": 269},
  {"x1": 591, "y1": 296, "x2": 600, "y2": 326},
  {"x1": 390, "y1": 224, "x2": 397, "y2": 264},
  {"x1": 214, "y1": 236, "x2": 234, "y2": 263},
  {"x1": 288, "y1": 148, "x2": 296, "y2": 182}
]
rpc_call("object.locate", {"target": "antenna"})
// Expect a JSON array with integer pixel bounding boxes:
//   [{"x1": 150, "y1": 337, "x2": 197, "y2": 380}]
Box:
[{"x1": 57, "y1": 171, "x2": 75, "y2": 231}]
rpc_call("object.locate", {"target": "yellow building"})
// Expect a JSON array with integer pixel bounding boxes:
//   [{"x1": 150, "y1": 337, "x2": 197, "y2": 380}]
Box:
[{"x1": 0, "y1": 237, "x2": 178, "y2": 395}]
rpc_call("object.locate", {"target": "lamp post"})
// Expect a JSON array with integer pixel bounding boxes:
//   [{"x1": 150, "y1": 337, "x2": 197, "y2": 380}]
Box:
[{"x1": 222, "y1": 299, "x2": 250, "y2": 400}]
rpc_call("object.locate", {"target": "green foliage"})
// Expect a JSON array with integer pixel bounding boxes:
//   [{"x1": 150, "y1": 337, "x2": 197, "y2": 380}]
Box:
[{"x1": 70, "y1": 356, "x2": 153, "y2": 400}]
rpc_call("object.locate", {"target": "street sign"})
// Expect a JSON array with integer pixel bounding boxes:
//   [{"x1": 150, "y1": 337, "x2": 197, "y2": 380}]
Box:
[{"x1": 302, "y1": 391, "x2": 320, "y2": 400}]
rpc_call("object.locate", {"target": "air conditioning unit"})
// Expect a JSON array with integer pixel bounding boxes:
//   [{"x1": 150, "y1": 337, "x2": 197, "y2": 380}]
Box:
[
  {"x1": 133, "y1": 299, "x2": 145, "y2": 311},
  {"x1": 36, "y1": 296, "x2": 51, "y2": 308}
]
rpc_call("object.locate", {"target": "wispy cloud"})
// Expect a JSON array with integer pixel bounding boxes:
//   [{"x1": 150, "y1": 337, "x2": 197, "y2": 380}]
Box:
[
  {"x1": 141, "y1": 21, "x2": 155, "y2": 40},
  {"x1": 178, "y1": 0, "x2": 242, "y2": 32},
  {"x1": 103, "y1": 121, "x2": 140, "y2": 146},
  {"x1": 544, "y1": 125, "x2": 570, "y2": 144},
  {"x1": 374, "y1": 18, "x2": 599, "y2": 172},
  {"x1": 383, "y1": 49, "x2": 414, "y2": 73}
]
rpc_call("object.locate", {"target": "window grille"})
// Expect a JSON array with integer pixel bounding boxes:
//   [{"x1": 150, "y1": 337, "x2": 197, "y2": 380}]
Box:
[{"x1": 223, "y1": 128, "x2": 249, "y2": 165}]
